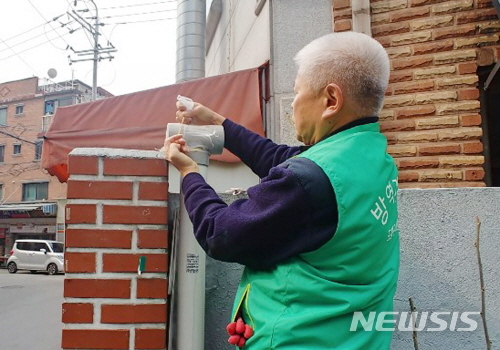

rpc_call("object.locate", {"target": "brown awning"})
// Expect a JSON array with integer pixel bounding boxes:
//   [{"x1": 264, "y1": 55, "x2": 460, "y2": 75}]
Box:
[{"x1": 42, "y1": 67, "x2": 265, "y2": 182}]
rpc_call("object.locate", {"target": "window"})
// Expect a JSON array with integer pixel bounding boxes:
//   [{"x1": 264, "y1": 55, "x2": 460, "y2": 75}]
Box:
[
  {"x1": 49, "y1": 242, "x2": 64, "y2": 253},
  {"x1": 44, "y1": 100, "x2": 56, "y2": 115},
  {"x1": 22, "y1": 182, "x2": 48, "y2": 201},
  {"x1": 0, "y1": 145, "x2": 4, "y2": 163},
  {"x1": 0, "y1": 107, "x2": 6, "y2": 126},
  {"x1": 33, "y1": 242, "x2": 49, "y2": 252},
  {"x1": 15, "y1": 105, "x2": 24, "y2": 115},
  {"x1": 35, "y1": 140, "x2": 43, "y2": 160},
  {"x1": 13, "y1": 144, "x2": 21, "y2": 155},
  {"x1": 0, "y1": 185, "x2": 3, "y2": 201}
]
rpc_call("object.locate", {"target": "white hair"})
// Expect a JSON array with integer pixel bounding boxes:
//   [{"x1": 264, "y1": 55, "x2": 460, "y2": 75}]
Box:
[{"x1": 294, "y1": 32, "x2": 390, "y2": 116}]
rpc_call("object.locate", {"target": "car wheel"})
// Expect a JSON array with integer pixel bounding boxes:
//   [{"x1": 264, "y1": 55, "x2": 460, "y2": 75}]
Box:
[
  {"x1": 30, "y1": 270, "x2": 37, "y2": 274},
  {"x1": 7, "y1": 262, "x2": 17, "y2": 274},
  {"x1": 47, "y1": 263, "x2": 58, "y2": 275}
]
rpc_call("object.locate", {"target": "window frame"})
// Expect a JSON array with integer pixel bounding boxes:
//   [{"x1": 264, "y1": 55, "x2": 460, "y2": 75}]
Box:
[
  {"x1": 12, "y1": 143, "x2": 21, "y2": 156},
  {"x1": 22, "y1": 182, "x2": 49, "y2": 201},
  {"x1": 0, "y1": 106, "x2": 7, "y2": 126},
  {"x1": 15, "y1": 104, "x2": 24, "y2": 116}
]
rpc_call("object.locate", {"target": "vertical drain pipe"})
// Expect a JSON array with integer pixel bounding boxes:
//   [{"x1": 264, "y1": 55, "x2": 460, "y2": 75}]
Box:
[
  {"x1": 176, "y1": 0, "x2": 206, "y2": 82},
  {"x1": 167, "y1": 124, "x2": 222, "y2": 350},
  {"x1": 171, "y1": 2, "x2": 207, "y2": 349}
]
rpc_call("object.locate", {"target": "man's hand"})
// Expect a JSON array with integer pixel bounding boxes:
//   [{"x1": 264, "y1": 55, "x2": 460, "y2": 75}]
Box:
[
  {"x1": 164, "y1": 134, "x2": 199, "y2": 177},
  {"x1": 176, "y1": 101, "x2": 226, "y2": 126}
]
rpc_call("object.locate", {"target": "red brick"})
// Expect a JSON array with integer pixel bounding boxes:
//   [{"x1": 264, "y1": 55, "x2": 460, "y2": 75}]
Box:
[
  {"x1": 390, "y1": 71, "x2": 413, "y2": 83},
  {"x1": 334, "y1": 20, "x2": 351, "y2": 32},
  {"x1": 477, "y1": 0, "x2": 493, "y2": 8},
  {"x1": 65, "y1": 252, "x2": 96, "y2": 273},
  {"x1": 412, "y1": 40, "x2": 453, "y2": 55},
  {"x1": 137, "y1": 278, "x2": 168, "y2": 299},
  {"x1": 64, "y1": 279, "x2": 131, "y2": 298},
  {"x1": 62, "y1": 303, "x2": 94, "y2": 324},
  {"x1": 393, "y1": 80, "x2": 434, "y2": 94},
  {"x1": 139, "y1": 182, "x2": 169, "y2": 201},
  {"x1": 464, "y1": 168, "x2": 485, "y2": 181},
  {"x1": 457, "y1": 62, "x2": 477, "y2": 75},
  {"x1": 398, "y1": 157, "x2": 440, "y2": 169},
  {"x1": 410, "y1": 0, "x2": 442, "y2": 6},
  {"x1": 380, "y1": 120, "x2": 415, "y2": 132},
  {"x1": 418, "y1": 143, "x2": 460, "y2": 155},
  {"x1": 65, "y1": 204, "x2": 96, "y2": 224},
  {"x1": 460, "y1": 114, "x2": 482, "y2": 126},
  {"x1": 333, "y1": 8, "x2": 352, "y2": 21},
  {"x1": 477, "y1": 48, "x2": 495, "y2": 67},
  {"x1": 385, "y1": 133, "x2": 397, "y2": 145},
  {"x1": 398, "y1": 171, "x2": 420, "y2": 182},
  {"x1": 68, "y1": 155, "x2": 98, "y2": 176},
  {"x1": 62, "y1": 329, "x2": 129, "y2": 349},
  {"x1": 456, "y1": 8, "x2": 497, "y2": 24},
  {"x1": 66, "y1": 229, "x2": 132, "y2": 249},
  {"x1": 67, "y1": 180, "x2": 133, "y2": 200},
  {"x1": 390, "y1": 5, "x2": 430, "y2": 22},
  {"x1": 135, "y1": 329, "x2": 167, "y2": 349},
  {"x1": 433, "y1": 24, "x2": 476, "y2": 40},
  {"x1": 458, "y1": 89, "x2": 480, "y2": 101},
  {"x1": 393, "y1": 56, "x2": 434, "y2": 70},
  {"x1": 372, "y1": 22, "x2": 410, "y2": 37},
  {"x1": 103, "y1": 205, "x2": 167, "y2": 225},
  {"x1": 138, "y1": 229, "x2": 168, "y2": 249},
  {"x1": 104, "y1": 158, "x2": 168, "y2": 177},
  {"x1": 462, "y1": 141, "x2": 484, "y2": 154},
  {"x1": 333, "y1": 0, "x2": 350, "y2": 10},
  {"x1": 101, "y1": 304, "x2": 167, "y2": 323},
  {"x1": 395, "y1": 105, "x2": 436, "y2": 118},
  {"x1": 376, "y1": 36, "x2": 391, "y2": 48},
  {"x1": 103, "y1": 253, "x2": 168, "y2": 273}
]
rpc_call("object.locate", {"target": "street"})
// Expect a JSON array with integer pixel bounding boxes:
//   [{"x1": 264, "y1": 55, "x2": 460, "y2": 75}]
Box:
[{"x1": 0, "y1": 268, "x2": 64, "y2": 350}]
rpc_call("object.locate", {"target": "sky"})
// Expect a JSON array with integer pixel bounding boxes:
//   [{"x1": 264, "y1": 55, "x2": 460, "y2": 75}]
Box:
[{"x1": 0, "y1": 0, "x2": 178, "y2": 96}]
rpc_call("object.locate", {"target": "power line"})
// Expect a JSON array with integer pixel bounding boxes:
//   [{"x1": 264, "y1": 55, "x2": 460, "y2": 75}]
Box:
[
  {"x1": 0, "y1": 21, "x2": 74, "y2": 55},
  {"x1": 28, "y1": 0, "x2": 73, "y2": 49},
  {"x1": 2, "y1": 15, "x2": 63, "y2": 43},
  {"x1": 0, "y1": 32, "x2": 72, "y2": 62},
  {"x1": 99, "y1": 1, "x2": 176, "y2": 11},
  {"x1": 100, "y1": 8, "x2": 175, "y2": 19},
  {"x1": 0, "y1": 130, "x2": 36, "y2": 145},
  {"x1": 103, "y1": 17, "x2": 176, "y2": 26},
  {"x1": 0, "y1": 36, "x2": 39, "y2": 76}
]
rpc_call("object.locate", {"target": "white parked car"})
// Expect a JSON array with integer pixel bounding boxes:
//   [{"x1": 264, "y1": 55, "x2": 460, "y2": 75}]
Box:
[{"x1": 7, "y1": 239, "x2": 64, "y2": 275}]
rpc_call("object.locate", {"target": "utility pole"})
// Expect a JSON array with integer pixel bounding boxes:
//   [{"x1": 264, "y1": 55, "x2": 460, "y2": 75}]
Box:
[
  {"x1": 91, "y1": 0, "x2": 99, "y2": 100},
  {"x1": 67, "y1": 0, "x2": 116, "y2": 100}
]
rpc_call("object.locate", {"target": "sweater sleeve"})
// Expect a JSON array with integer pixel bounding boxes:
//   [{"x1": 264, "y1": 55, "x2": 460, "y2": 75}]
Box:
[
  {"x1": 222, "y1": 119, "x2": 302, "y2": 178},
  {"x1": 181, "y1": 157, "x2": 338, "y2": 270}
]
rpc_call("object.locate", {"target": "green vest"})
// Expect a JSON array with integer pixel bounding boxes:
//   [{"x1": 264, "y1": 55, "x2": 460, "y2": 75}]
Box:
[{"x1": 231, "y1": 123, "x2": 400, "y2": 349}]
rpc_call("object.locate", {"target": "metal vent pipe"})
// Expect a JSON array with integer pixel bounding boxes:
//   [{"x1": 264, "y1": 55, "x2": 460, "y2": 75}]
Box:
[{"x1": 176, "y1": 0, "x2": 206, "y2": 83}]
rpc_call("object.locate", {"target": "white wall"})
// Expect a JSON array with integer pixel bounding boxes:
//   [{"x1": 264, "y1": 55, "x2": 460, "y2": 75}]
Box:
[{"x1": 206, "y1": 0, "x2": 270, "y2": 77}]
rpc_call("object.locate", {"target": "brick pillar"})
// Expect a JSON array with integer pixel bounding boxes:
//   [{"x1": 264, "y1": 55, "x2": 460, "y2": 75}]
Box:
[{"x1": 62, "y1": 149, "x2": 169, "y2": 350}]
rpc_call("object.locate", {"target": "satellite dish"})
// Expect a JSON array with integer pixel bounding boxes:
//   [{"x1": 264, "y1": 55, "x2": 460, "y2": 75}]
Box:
[{"x1": 47, "y1": 68, "x2": 58, "y2": 79}]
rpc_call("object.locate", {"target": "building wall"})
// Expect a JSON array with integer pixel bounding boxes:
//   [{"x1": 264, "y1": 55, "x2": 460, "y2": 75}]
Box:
[
  {"x1": 0, "y1": 77, "x2": 67, "y2": 202},
  {"x1": 205, "y1": 0, "x2": 270, "y2": 77},
  {"x1": 62, "y1": 148, "x2": 169, "y2": 350},
  {"x1": 332, "y1": 0, "x2": 499, "y2": 188}
]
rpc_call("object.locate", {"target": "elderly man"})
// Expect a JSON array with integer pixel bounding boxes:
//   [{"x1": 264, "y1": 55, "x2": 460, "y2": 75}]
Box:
[{"x1": 165, "y1": 31, "x2": 399, "y2": 349}]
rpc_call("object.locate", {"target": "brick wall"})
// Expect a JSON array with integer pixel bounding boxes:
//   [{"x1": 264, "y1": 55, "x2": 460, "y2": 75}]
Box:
[
  {"x1": 62, "y1": 149, "x2": 169, "y2": 350},
  {"x1": 332, "y1": 0, "x2": 500, "y2": 188}
]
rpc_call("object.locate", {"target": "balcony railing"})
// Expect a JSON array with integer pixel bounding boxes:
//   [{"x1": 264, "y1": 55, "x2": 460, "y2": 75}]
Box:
[{"x1": 42, "y1": 114, "x2": 54, "y2": 132}]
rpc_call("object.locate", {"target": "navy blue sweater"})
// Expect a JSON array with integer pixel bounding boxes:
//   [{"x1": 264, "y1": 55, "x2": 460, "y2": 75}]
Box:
[{"x1": 182, "y1": 118, "x2": 376, "y2": 270}]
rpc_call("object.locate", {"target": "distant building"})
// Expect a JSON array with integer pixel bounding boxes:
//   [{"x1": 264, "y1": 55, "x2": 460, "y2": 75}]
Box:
[{"x1": 0, "y1": 76, "x2": 112, "y2": 258}]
